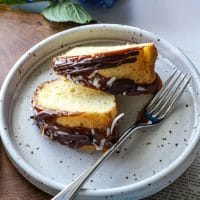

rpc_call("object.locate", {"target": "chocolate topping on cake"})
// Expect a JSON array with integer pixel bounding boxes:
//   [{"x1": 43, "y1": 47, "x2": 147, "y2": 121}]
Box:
[
  {"x1": 53, "y1": 50, "x2": 139, "y2": 75},
  {"x1": 53, "y1": 47, "x2": 161, "y2": 95},
  {"x1": 67, "y1": 73, "x2": 162, "y2": 95},
  {"x1": 32, "y1": 111, "x2": 119, "y2": 150}
]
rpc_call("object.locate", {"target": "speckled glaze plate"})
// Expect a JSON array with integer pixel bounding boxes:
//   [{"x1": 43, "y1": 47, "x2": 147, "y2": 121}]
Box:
[{"x1": 1, "y1": 24, "x2": 200, "y2": 200}]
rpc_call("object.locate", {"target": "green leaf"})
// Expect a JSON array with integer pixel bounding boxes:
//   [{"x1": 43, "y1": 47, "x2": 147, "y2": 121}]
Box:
[
  {"x1": 0, "y1": 0, "x2": 26, "y2": 5},
  {"x1": 0, "y1": 0, "x2": 48, "y2": 5},
  {"x1": 41, "y1": 1, "x2": 94, "y2": 24}
]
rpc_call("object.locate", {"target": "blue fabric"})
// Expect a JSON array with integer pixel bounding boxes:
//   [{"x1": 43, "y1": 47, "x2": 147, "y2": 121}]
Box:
[
  {"x1": 78, "y1": 0, "x2": 117, "y2": 8},
  {"x1": 24, "y1": 0, "x2": 117, "y2": 8}
]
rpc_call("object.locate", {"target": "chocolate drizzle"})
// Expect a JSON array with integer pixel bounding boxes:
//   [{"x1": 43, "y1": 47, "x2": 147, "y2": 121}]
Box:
[
  {"x1": 32, "y1": 111, "x2": 119, "y2": 150},
  {"x1": 53, "y1": 49, "x2": 162, "y2": 95},
  {"x1": 106, "y1": 74, "x2": 162, "y2": 95},
  {"x1": 53, "y1": 50, "x2": 139, "y2": 76},
  {"x1": 68, "y1": 73, "x2": 162, "y2": 95}
]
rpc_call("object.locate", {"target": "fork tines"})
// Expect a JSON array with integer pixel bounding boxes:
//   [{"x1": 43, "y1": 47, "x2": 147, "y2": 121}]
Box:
[{"x1": 146, "y1": 68, "x2": 191, "y2": 118}]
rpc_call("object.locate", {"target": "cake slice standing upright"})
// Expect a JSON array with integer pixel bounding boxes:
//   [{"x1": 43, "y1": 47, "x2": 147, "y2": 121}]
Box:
[{"x1": 53, "y1": 43, "x2": 161, "y2": 95}]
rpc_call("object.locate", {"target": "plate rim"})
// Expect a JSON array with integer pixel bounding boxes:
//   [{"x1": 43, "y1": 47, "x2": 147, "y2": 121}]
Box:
[{"x1": 1, "y1": 24, "x2": 200, "y2": 198}]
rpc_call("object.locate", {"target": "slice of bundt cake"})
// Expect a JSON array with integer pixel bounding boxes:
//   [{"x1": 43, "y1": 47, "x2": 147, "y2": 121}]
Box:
[
  {"x1": 32, "y1": 78, "x2": 119, "y2": 151},
  {"x1": 53, "y1": 43, "x2": 161, "y2": 95}
]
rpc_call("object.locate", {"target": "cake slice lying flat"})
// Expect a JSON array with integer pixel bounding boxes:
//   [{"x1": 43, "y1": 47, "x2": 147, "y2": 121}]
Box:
[
  {"x1": 32, "y1": 78, "x2": 119, "y2": 151},
  {"x1": 53, "y1": 43, "x2": 161, "y2": 95}
]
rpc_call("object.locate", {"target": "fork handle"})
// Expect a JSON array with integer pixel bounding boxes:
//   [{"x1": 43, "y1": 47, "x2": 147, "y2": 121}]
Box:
[{"x1": 52, "y1": 123, "x2": 140, "y2": 200}]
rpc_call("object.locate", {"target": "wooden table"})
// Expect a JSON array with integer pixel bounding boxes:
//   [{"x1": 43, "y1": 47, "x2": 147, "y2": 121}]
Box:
[{"x1": 0, "y1": 7, "x2": 74, "y2": 199}]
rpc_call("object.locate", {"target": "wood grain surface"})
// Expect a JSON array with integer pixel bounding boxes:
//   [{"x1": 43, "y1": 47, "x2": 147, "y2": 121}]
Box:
[{"x1": 0, "y1": 7, "x2": 75, "y2": 200}]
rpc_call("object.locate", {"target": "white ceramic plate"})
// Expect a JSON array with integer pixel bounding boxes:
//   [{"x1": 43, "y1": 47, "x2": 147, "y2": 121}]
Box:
[{"x1": 1, "y1": 24, "x2": 200, "y2": 200}]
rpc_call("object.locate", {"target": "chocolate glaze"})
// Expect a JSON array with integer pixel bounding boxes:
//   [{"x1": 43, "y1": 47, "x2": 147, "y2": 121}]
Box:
[
  {"x1": 69, "y1": 73, "x2": 162, "y2": 95},
  {"x1": 107, "y1": 74, "x2": 162, "y2": 95},
  {"x1": 53, "y1": 50, "x2": 139, "y2": 75},
  {"x1": 33, "y1": 111, "x2": 119, "y2": 150},
  {"x1": 53, "y1": 49, "x2": 162, "y2": 95}
]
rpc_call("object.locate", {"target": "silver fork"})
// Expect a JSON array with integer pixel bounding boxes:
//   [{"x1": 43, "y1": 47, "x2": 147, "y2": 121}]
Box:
[{"x1": 52, "y1": 68, "x2": 191, "y2": 200}]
